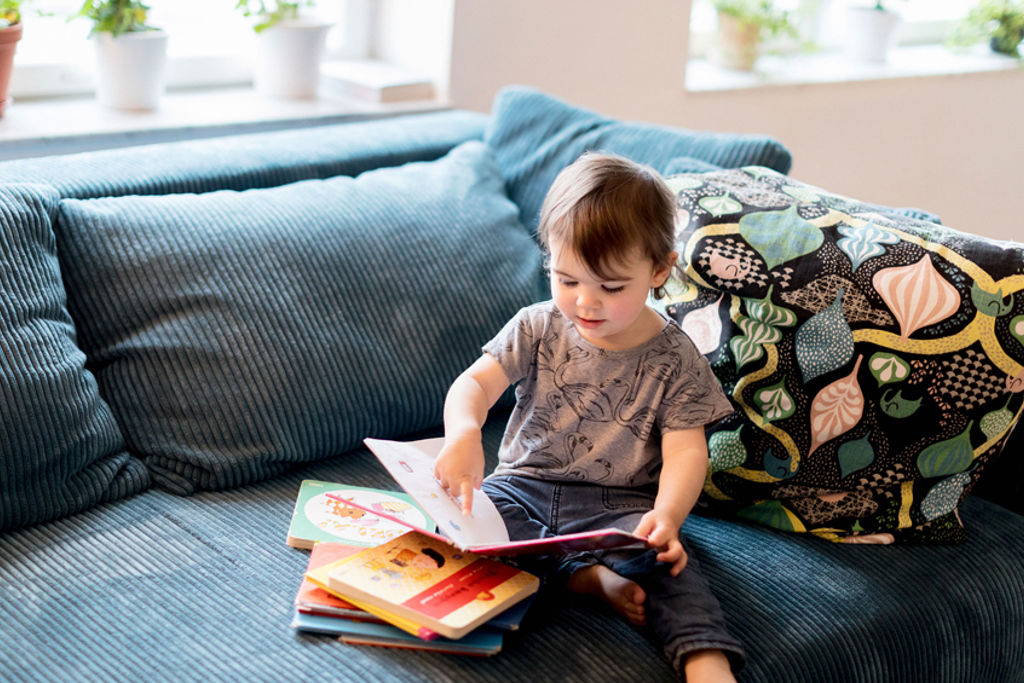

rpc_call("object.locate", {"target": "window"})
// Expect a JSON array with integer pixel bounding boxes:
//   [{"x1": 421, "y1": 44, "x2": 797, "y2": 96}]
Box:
[
  {"x1": 688, "y1": 0, "x2": 979, "y2": 59},
  {"x1": 11, "y1": 0, "x2": 358, "y2": 99}
]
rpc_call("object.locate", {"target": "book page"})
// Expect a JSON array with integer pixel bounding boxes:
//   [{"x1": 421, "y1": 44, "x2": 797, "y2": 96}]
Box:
[{"x1": 363, "y1": 438, "x2": 510, "y2": 549}]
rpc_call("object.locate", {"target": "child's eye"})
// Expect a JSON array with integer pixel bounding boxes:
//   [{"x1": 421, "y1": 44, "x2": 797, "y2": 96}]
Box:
[
  {"x1": 559, "y1": 279, "x2": 578, "y2": 287},
  {"x1": 602, "y1": 285, "x2": 626, "y2": 293}
]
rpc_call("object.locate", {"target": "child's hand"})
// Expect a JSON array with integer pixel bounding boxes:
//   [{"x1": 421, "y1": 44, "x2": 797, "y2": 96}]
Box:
[
  {"x1": 433, "y1": 436, "x2": 485, "y2": 516},
  {"x1": 634, "y1": 508, "x2": 687, "y2": 576}
]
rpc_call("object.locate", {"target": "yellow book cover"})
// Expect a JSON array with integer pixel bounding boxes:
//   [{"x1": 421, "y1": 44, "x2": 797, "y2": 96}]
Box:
[
  {"x1": 326, "y1": 530, "x2": 539, "y2": 640},
  {"x1": 304, "y1": 554, "x2": 439, "y2": 640}
]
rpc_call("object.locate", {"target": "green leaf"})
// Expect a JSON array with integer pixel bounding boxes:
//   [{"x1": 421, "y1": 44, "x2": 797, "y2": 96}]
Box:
[
  {"x1": 754, "y1": 376, "x2": 795, "y2": 422},
  {"x1": 869, "y1": 352, "x2": 910, "y2": 386},
  {"x1": 920, "y1": 472, "x2": 971, "y2": 521},
  {"x1": 880, "y1": 387, "x2": 922, "y2": 419},
  {"x1": 745, "y1": 286, "x2": 797, "y2": 328},
  {"x1": 736, "y1": 500, "x2": 796, "y2": 532},
  {"x1": 917, "y1": 422, "x2": 975, "y2": 478},
  {"x1": 739, "y1": 204, "x2": 823, "y2": 270},
  {"x1": 837, "y1": 432, "x2": 875, "y2": 479},
  {"x1": 708, "y1": 427, "x2": 748, "y2": 472},
  {"x1": 980, "y1": 396, "x2": 1014, "y2": 440},
  {"x1": 970, "y1": 283, "x2": 1013, "y2": 316},
  {"x1": 794, "y1": 288, "x2": 854, "y2": 383},
  {"x1": 698, "y1": 194, "x2": 743, "y2": 217}
]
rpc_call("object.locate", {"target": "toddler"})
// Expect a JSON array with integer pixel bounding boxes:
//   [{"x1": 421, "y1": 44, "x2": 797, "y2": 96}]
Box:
[{"x1": 434, "y1": 152, "x2": 743, "y2": 681}]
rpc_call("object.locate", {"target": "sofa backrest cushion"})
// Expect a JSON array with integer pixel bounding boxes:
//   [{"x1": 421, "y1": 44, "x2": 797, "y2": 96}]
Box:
[
  {"x1": 662, "y1": 167, "x2": 1024, "y2": 543},
  {"x1": 0, "y1": 111, "x2": 488, "y2": 200},
  {"x1": 484, "y1": 86, "x2": 793, "y2": 233},
  {"x1": 1, "y1": 185, "x2": 150, "y2": 530},
  {"x1": 53, "y1": 141, "x2": 544, "y2": 495}
]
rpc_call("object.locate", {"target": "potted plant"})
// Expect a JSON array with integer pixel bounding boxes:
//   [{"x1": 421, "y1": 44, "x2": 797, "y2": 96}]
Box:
[
  {"x1": 0, "y1": 0, "x2": 26, "y2": 117},
  {"x1": 74, "y1": 0, "x2": 167, "y2": 110},
  {"x1": 710, "y1": 0, "x2": 797, "y2": 71},
  {"x1": 236, "y1": 0, "x2": 331, "y2": 99},
  {"x1": 844, "y1": 1, "x2": 903, "y2": 63},
  {"x1": 951, "y1": 0, "x2": 1024, "y2": 57}
]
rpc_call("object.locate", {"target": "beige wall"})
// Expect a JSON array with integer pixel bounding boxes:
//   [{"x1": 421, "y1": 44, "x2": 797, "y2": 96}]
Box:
[{"x1": 445, "y1": 0, "x2": 1023, "y2": 243}]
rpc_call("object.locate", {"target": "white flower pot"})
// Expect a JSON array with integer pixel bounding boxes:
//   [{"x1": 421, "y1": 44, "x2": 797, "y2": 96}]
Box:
[
  {"x1": 844, "y1": 6, "x2": 901, "y2": 63},
  {"x1": 93, "y1": 30, "x2": 168, "y2": 111},
  {"x1": 253, "y1": 21, "x2": 331, "y2": 99}
]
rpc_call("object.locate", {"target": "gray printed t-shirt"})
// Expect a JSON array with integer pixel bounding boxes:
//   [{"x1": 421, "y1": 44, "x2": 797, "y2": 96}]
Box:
[{"x1": 483, "y1": 301, "x2": 733, "y2": 487}]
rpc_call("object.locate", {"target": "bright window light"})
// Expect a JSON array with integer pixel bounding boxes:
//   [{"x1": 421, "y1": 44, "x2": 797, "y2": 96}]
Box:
[{"x1": 11, "y1": 0, "x2": 355, "y2": 99}]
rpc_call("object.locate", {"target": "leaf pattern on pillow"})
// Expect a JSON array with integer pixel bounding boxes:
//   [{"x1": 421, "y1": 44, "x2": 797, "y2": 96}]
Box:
[{"x1": 662, "y1": 168, "x2": 1024, "y2": 543}]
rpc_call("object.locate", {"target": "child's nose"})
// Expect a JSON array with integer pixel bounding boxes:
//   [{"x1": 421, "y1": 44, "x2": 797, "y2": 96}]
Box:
[{"x1": 577, "y1": 289, "x2": 599, "y2": 309}]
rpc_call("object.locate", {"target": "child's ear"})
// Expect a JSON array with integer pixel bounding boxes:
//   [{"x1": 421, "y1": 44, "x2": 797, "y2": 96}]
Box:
[{"x1": 652, "y1": 251, "x2": 679, "y2": 287}]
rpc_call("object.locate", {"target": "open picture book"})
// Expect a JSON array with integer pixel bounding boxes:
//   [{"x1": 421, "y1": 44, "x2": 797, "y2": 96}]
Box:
[{"x1": 331, "y1": 437, "x2": 647, "y2": 557}]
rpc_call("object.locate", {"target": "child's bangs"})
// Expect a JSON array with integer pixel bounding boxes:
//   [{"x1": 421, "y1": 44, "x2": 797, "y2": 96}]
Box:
[{"x1": 563, "y1": 196, "x2": 647, "y2": 282}]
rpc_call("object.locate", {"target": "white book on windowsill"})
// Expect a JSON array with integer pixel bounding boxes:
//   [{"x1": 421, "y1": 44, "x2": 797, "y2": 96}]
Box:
[{"x1": 320, "y1": 59, "x2": 435, "y2": 103}]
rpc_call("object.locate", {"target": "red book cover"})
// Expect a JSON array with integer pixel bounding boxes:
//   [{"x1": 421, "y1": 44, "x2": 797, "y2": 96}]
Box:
[
  {"x1": 295, "y1": 542, "x2": 382, "y2": 621},
  {"x1": 326, "y1": 531, "x2": 539, "y2": 640}
]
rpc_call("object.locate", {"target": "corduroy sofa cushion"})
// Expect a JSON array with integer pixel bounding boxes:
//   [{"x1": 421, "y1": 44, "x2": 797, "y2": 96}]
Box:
[
  {"x1": 0, "y1": 110, "x2": 488, "y2": 200},
  {"x1": 53, "y1": 141, "x2": 544, "y2": 495},
  {"x1": 484, "y1": 86, "x2": 792, "y2": 232},
  {"x1": 0, "y1": 184, "x2": 149, "y2": 531}
]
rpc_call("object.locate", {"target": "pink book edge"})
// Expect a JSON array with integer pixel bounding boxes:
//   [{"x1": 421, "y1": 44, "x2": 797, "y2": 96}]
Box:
[{"x1": 327, "y1": 493, "x2": 647, "y2": 556}]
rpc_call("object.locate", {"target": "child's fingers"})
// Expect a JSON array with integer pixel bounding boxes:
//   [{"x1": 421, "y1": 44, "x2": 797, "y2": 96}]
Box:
[
  {"x1": 632, "y1": 513, "x2": 657, "y2": 539},
  {"x1": 657, "y1": 543, "x2": 687, "y2": 575},
  {"x1": 459, "y1": 477, "x2": 474, "y2": 515}
]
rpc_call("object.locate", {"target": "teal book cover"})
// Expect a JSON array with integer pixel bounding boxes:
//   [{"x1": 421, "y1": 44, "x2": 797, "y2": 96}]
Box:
[
  {"x1": 291, "y1": 610, "x2": 504, "y2": 656},
  {"x1": 287, "y1": 480, "x2": 434, "y2": 549}
]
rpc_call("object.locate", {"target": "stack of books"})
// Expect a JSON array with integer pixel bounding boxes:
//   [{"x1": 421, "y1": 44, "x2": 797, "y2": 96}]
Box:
[
  {"x1": 286, "y1": 438, "x2": 648, "y2": 656},
  {"x1": 286, "y1": 480, "x2": 539, "y2": 656}
]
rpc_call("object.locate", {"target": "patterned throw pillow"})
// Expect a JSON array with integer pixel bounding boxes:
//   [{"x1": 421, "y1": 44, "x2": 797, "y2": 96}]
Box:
[{"x1": 663, "y1": 168, "x2": 1024, "y2": 543}]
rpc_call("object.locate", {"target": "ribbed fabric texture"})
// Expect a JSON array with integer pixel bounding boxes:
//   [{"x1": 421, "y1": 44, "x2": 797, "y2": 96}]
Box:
[
  {"x1": 53, "y1": 141, "x2": 543, "y2": 495},
  {"x1": 0, "y1": 419, "x2": 676, "y2": 683},
  {"x1": 0, "y1": 110, "x2": 488, "y2": 200},
  {"x1": 483, "y1": 86, "x2": 793, "y2": 232},
  {"x1": 684, "y1": 496, "x2": 1024, "y2": 682},
  {"x1": 0, "y1": 184, "x2": 149, "y2": 531},
  {"x1": 1, "y1": 419, "x2": 1019, "y2": 682}
]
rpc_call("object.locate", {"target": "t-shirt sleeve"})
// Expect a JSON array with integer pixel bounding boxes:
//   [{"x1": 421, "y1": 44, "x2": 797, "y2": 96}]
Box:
[
  {"x1": 659, "y1": 337, "x2": 734, "y2": 432},
  {"x1": 481, "y1": 305, "x2": 540, "y2": 386}
]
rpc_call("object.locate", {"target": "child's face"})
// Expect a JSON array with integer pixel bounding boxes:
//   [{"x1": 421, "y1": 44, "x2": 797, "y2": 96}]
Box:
[{"x1": 549, "y1": 240, "x2": 675, "y2": 351}]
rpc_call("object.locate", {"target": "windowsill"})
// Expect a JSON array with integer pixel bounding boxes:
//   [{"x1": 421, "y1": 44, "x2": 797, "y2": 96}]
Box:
[
  {"x1": 686, "y1": 43, "x2": 1023, "y2": 93},
  {"x1": 0, "y1": 84, "x2": 448, "y2": 161}
]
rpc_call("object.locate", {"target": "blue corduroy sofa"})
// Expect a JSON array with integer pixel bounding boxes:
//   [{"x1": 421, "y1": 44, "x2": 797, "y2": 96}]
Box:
[{"x1": 2, "y1": 87, "x2": 1022, "y2": 683}]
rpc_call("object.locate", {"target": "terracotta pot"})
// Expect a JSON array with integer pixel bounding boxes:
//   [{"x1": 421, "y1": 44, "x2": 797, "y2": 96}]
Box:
[
  {"x1": 712, "y1": 12, "x2": 761, "y2": 71},
  {"x1": 0, "y1": 22, "x2": 23, "y2": 118}
]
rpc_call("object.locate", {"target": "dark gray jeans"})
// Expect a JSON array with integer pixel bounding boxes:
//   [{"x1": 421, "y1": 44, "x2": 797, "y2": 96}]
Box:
[{"x1": 482, "y1": 474, "x2": 745, "y2": 675}]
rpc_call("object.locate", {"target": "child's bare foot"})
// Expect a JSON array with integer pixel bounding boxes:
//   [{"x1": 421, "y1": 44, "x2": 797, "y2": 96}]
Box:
[
  {"x1": 683, "y1": 649, "x2": 736, "y2": 683},
  {"x1": 567, "y1": 564, "x2": 646, "y2": 626}
]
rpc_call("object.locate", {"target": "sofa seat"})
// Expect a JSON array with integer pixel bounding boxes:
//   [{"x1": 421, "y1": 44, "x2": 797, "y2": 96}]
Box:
[{"x1": 2, "y1": 416, "x2": 1021, "y2": 682}]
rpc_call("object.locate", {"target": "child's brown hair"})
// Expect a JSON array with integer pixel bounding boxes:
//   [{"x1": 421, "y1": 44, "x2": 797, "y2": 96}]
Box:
[{"x1": 537, "y1": 152, "x2": 678, "y2": 298}]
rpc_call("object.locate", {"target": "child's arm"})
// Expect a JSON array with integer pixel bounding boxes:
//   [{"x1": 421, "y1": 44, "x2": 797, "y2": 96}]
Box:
[
  {"x1": 633, "y1": 426, "x2": 710, "y2": 576},
  {"x1": 433, "y1": 353, "x2": 511, "y2": 515}
]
